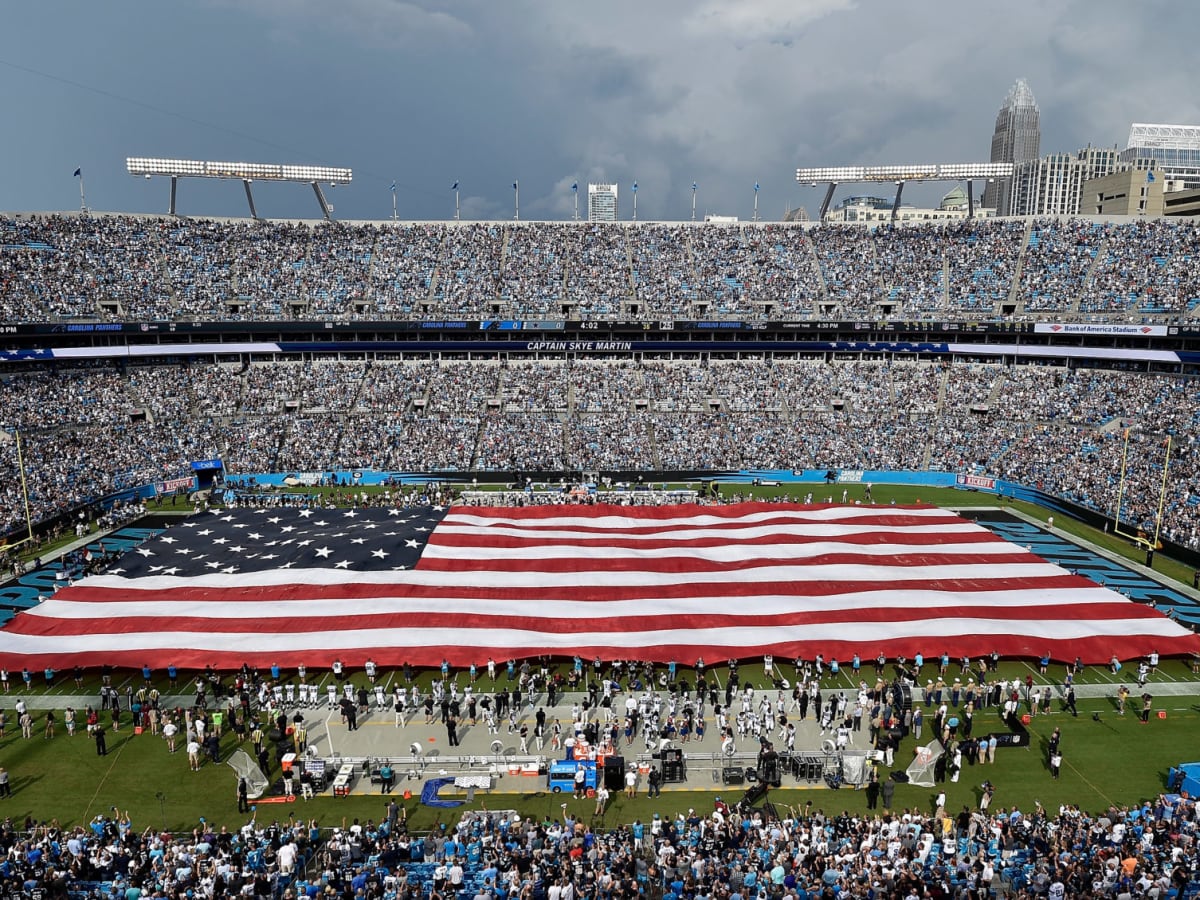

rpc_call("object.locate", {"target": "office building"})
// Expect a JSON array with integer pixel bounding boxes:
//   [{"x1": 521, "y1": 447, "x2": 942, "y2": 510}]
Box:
[
  {"x1": 1009, "y1": 146, "x2": 1119, "y2": 217},
  {"x1": 1083, "y1": 168, "x2": 1164, "y2": 217},
  {"x1": 587, "y1": 183, "x2": 618, "y2": 222},
  {"x1": 1121, "y1": 124, "x2": 1200, "y2": 190},
  {"x1": 983, "y1": 79, "x2": 1041, "y2": 215}
]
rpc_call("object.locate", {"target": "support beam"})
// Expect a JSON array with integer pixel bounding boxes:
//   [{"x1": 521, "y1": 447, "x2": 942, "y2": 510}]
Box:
[
  {"x1": 312, "y1": 182, "x2": 333, "y2": 220},
  {"x1": 966, "y1": 181, "x2": 975, "y2": 219},
  {"x1": 242, "y1": 179, "x2": 259, "y2": 220},
  {"x1": 819, "y1": 182, "x2": 837, "y2": 221},
  {"x1": 891, "y1": 181, "x2": 905, "y2": 221},
  {"x1": 169, "y1": 176, "x2": 178, "y2": 216}
]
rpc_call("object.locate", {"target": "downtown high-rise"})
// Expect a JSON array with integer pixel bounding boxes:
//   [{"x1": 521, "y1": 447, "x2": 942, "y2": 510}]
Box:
[{"x1": 983, "y1": 79, "x2": 1041, "y2": 215}]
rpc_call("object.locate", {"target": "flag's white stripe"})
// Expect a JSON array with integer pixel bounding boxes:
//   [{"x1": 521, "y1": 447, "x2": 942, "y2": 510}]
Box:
[
  {"x1": 70, "y1": 561, "x2": 1067, "y2": 592},
  {"x1": 24, "y1": 587, "x2": 1125, "y2": 621},
  {"x1": 431, "y1": 522, "x2": 986, "y2": 542},
  {"x1": 420, "y1": 539, "x2": 1025, "y2": 563},
  {"x1": 0, "y1": 617, "x2": 1190, "y2": 655},
  {"x1": 441, "y1": 506, "x2": 954, "y2": 529}
]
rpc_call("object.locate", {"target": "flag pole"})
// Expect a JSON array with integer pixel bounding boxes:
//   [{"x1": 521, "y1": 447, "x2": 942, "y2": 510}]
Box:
[{"x1": 75, "y1": 168, "x2": 88, "y2": 214}]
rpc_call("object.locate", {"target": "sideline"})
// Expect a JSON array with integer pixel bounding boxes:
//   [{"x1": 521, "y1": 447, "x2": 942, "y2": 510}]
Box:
[{"x1": 81, "y1": 732, "x2": 132, "y2": 822}]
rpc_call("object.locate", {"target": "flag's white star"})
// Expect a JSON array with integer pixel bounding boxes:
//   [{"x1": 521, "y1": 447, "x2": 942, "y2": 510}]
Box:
[
  {"x1": 221, "y1": 515, "x2": 235, "y2": 522},
  {"x1": 370, "y1": 549, "x2": 390, "y2": 559},
  {"x1": 163, "y1": 567, "x2": 181, "y2": 576},
  {"x1": 280, "y1": 526, "x2": 295, "y2": 533},
  {"x1": 392, "y1": 565, "x2": 409, "y2": 571},
  {"x1": 206, "y1": 561, "x2": 222, "y2": 569},
  {"x1": 350, "y1": 538, "x2": 367, "y2": 545},
  {"x1": 296, "y1": 540, "x2": 312, "y2": 547},
  {"x1": 136, "y1": 548, "x2": 154, "y2": 557},
  {"x1": 388, "y1": 509, "x2": 402, "y2": 516},
  {"x1": 267, "y1": 517, "x2": 282, "y2": 525},
  {"x1": 109, "y1": 568, "x2": 125, "y2": 575},
  {"x1": 334, "y1": 560, "x2": 352, "y2": 569},
  {"x1": 228, "y1": 545, "x2": 245, "y2": 553},
  {"x1": 247, "y1": 532, "x2": 263, "y2": 540},
  {"x1": 280, "y1": 562, "x2": 295, "y2": 568},
  {"x1": 213, "y1": 537, "x2": 228, "y2": 545},
  {"x1": 314, "y1": 547, "x2": 334, "y2": 558},
  {"x1": 159, "y1": 536, "x2": 177, "y2": 545},
  {"x1": 261, "y1": 553, "x2": 278, "y2": 561},
  {"x1": 176, "y1": 547, "x2": 192, "y2": 555},
  {"x1": 148, "y1": 564, "x2": 165, "y2": 572},
  {"x1": 299, "y1": 509, "x2": 313, "y2": 518},
  {"x1": 197, "y1": 529, "x2": 213, "y2": 536},
  {"x1": 221, "y1": 566, "x2": 239, "y2": 574},
  {"x1": 314, "y1": 520, "x2": 329, "y2": 527},
  {"x1": 343, "y1": 510, "x2": 358, "y2": 518},
  {"x1": 405, "y1": 539, "x2": 421, "y2": 549}
]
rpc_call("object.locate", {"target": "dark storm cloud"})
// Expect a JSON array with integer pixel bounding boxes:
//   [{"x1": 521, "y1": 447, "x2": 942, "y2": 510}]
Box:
[{"x1": 0, "y1": 0, "x2": 1195, "y2": 221}]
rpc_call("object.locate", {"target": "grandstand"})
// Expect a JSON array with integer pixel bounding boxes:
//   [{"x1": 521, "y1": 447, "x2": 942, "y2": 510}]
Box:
[{"x1": 3, "y1": 213, "x2": 1200, "y2": 322}]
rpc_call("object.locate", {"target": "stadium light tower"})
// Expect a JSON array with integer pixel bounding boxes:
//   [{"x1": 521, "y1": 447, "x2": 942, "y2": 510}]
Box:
[
  {"x1": 796, "y1": 162, "x2": 1012, "y2": 221},
  {"x1": 127, "y1": 157, "x2": 353, "y2": 220}
]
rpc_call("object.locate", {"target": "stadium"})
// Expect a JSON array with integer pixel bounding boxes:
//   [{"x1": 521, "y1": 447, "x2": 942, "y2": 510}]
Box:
[{"x1": 2, "y1": 203, "x2": 1200, "y2": 893}]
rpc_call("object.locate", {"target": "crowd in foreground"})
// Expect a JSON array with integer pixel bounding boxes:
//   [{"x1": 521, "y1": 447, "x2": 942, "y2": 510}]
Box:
[{"x1": 3, "y1": 789, "x2": 1196, "y2": 900}]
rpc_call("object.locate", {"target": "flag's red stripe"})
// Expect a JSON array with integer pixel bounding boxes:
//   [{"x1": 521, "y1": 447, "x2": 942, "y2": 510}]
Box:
[
  {"x1": 52, "y1": 573, "x2": 1093, "y2": 604},
  {"x1": 2, "y1": 634, "x2": 1199, "y2": 671},
  {"x1": 2, "y1": 601, "x2": 1169, "y2": 638},
  {"x1": 440, "y1": 501, "x2": 939, "y2": 522},
  {"x1": 425, "y1": 530, "x2": 1005, "y2": 551},
  {"x1": 439, "y1": 512, "x2": 970, "y2": 533},
  {"x1": 415, "y1": 550, "x2": 1032, "y2": 573}
]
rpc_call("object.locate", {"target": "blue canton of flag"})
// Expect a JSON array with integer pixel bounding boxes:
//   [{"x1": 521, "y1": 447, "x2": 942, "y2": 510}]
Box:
[{"x1": 112, "y1": 507, "x2": 448, "y2": 577}]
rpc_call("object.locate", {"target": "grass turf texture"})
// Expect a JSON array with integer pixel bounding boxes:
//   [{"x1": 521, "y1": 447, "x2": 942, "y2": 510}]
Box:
[{"x1": 0, "y1": 692, "x2": 1196, "y2": 832}]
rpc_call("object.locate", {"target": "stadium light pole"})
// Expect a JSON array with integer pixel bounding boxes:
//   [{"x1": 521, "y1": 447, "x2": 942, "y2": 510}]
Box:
[
  {"x1": 513, "y1": 180, "x2": 519, "y2": 221},
  {"x1": 753, "y1": 182, "x2": 760, "y2": 223},
  {"x1": 452, "y1": 181, "x2": 461, "y2": 221},
  {"x1": 390, "y1": 180, "x2": 398, "y2": 222},
  {"x1": 691, "y1": 182, "x2": 697, "y2": 222},
  {"x1": 572, "y1": 182, "x2": 579, "y2": 222},
  {"x1": 631, "y1": 182, "x2": 638, "y2": 222}
]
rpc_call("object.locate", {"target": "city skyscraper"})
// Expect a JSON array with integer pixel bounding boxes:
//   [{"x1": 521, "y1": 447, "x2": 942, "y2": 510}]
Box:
[
  {"x1": 983, "y1": 78, "x2": 1041, "y2": 214},
  {"x1": 587, "y1": 183, "x2": 618, "y2": 222}
]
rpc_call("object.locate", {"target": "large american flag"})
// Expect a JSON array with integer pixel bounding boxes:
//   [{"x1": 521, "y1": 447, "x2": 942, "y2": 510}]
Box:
[{"x1": 1, "y1": 502, "x2": 1197, "y2": 669}]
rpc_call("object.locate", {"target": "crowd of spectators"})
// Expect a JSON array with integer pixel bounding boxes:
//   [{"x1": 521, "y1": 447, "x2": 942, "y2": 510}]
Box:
[
  {"x1": 0, "y1": 809, "x2": 321, "y2": 900},
  {"x1": 322, "y1": 791, "x2": 1200, "y2": 900},
  {"x1": 4, "y1": 358, "x2": 1200, "y2": 551},
  {"x1": 5, "y1": 214, "x2": 1200, "y2": 322}
]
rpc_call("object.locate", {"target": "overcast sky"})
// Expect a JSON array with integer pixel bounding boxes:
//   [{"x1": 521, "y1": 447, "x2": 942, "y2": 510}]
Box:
[{"x1": 2, "y1": 0, "x2": 1196, "y2": 223}]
